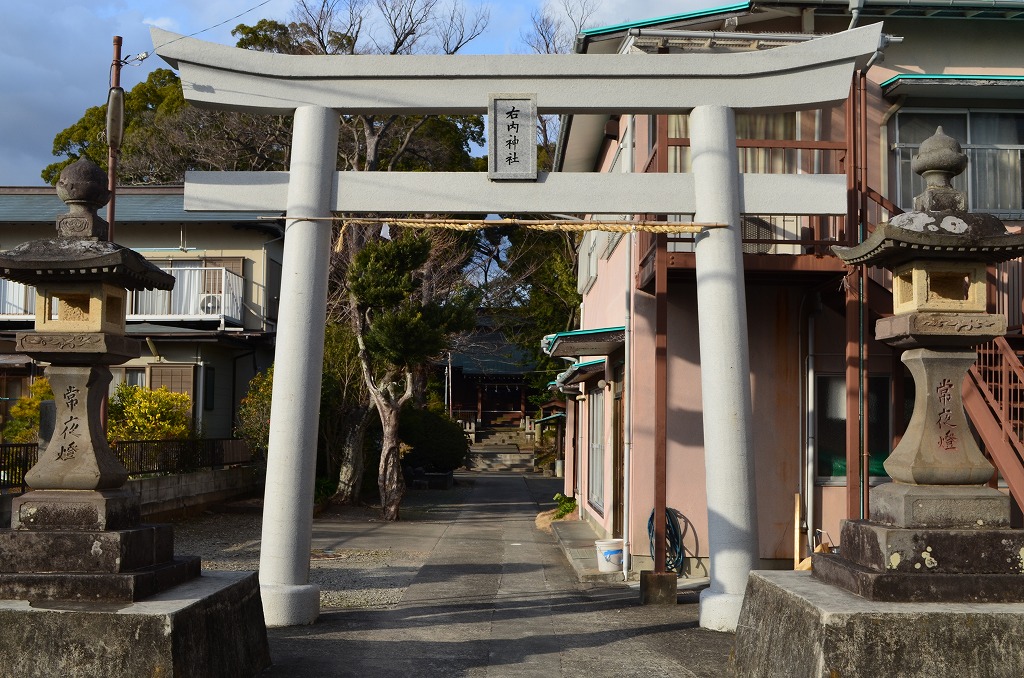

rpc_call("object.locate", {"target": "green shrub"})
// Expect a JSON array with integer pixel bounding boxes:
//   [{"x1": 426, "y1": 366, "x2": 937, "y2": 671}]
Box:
[
  {"x1": 236, "y1": 367, "x2": 273, "y2": 458},
  {"x1": 106, "y1": 383, "x2": 192, "y2": 442},
  {"x1": 2, "y1": 377, "x2": 54, "y2": 443},
  {"x1": 314, "y1": 475, "x2": 339, "y2": 505},
  {"x1": 398, "y1": 405, "x2": 469, "y2": 472},
  {"x1": 553, "y1": 493, "x2": 577, "y2": 520}
]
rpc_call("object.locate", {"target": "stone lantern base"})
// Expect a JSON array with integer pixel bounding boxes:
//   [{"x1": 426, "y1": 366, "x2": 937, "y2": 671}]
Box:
[
  {"x1": 811, "y1": 483, "x2": 1024, "y2": 603},
  {"x1": 732, "y1": 570, "x2": 1024, "y2": 678},
  {"x1": 734, "y1": 483, "x2": 1024, "y2": 676},
  {"x1": 0, "y1": 571, "x2": 271, "y2": 677},
  {"x1": 0, "y1": 489, "x2": 271, "y2": 676}
]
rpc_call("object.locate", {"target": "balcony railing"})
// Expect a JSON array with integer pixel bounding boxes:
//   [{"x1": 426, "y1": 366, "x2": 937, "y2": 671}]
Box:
[
  {"x1": 637, "y1": 137, "x2": 855, "y2": 267},
  {"x1": 0, "y1": 267, "x2": 244, "y2": 326}
]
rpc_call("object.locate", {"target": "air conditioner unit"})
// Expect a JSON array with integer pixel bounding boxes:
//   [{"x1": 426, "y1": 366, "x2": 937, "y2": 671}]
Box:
[{"x1": 199, "y1": 294, "x2": 222, "y2": 315}]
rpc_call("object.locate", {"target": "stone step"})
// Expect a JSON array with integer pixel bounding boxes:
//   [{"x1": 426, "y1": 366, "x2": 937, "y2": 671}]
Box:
[{"x1": 465, "y1": 449, "x2": 536, "y2": 472}]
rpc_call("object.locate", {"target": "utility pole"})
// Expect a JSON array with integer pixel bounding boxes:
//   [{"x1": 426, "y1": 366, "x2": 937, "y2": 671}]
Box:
[{"x1": 106, "y1": 36, "x2": 124, "y2": 243}]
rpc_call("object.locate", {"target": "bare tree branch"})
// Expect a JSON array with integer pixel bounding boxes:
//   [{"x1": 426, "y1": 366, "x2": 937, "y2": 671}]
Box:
[
  {"x1": 374, "y1": 0, "x2": 439, "y2": 54},
  {"x1": 436, "y1": 1, "x2": 490, "y2": 54}
]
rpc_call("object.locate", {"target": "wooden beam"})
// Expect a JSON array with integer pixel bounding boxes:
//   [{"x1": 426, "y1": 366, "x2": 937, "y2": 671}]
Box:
[{"x1": 654, "y1": 233, "x2": 669, "y2": 573}]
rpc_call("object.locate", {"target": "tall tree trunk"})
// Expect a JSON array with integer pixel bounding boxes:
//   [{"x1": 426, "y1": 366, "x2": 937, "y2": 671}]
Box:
[
  {"x1": 334, "y1": 405, "x2": 371, "y2": 505},
  {"x1": 378, "y1": 403, "x2": 405, "y2": 521}
]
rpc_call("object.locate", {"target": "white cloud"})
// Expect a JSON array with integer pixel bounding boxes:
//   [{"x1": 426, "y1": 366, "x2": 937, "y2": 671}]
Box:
[
  {"x1": 142, "y1": 16, "x2": 180, "y2": 31},
  {"x1": 2, "y1": 0, "x2": 634, "y2": 185}
]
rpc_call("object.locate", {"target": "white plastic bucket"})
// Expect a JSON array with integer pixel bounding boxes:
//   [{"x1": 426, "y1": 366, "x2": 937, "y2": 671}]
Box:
[{"x1": 595, "y1": 539, "x2": 624, "y2": 572}]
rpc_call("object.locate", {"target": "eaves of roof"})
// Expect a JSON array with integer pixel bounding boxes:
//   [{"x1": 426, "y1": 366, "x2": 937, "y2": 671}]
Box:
[
  {"x1": 555, "y1": 358, "x2": 606, "y2": 388},
  {"x1": 0, "y1": 188, "x2": 280, "y2": 224},
  {"x1": 541, "y1": 326, "x2": 626, "y2": 358},
  {"x1": 754, "y1": 0, "x2": 1024, "y2": 20},
  {"x1": 580, "y1": 2, "x2": 753, "y2": 38}
]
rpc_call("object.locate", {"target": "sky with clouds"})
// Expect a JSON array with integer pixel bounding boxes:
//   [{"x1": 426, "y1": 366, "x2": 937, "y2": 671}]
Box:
[{"x1": 0, "y1": 0, "x2": 712, "y2": 186}]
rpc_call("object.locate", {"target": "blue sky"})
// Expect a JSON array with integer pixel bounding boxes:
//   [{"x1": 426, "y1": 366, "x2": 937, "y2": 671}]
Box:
[{"x1": 0, "y1": 0, "x2": 708, "y2": 186}]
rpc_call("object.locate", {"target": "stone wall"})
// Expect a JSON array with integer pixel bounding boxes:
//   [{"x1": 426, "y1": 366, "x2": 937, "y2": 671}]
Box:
[
  {"x1": 131, "y1": 466, "x2": 265, "y2": 520},
  {"x1": 0, "y1": 466, "x2": 264, "y2": 526}
]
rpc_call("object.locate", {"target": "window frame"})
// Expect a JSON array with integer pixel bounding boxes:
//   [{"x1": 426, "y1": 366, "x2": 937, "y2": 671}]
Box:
[
  {"x1": 587, "y1": 385, "x2": 606, "y2": 514},
  {"x1": 813, "y1": 373, "x2": 895, "y2": 486},
  {"x1": 892, "y1": 106, "x2": 1024, "y2": 218}
]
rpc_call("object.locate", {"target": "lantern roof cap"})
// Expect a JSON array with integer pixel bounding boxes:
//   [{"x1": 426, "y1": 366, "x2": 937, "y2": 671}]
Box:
[
  {"x1": 0, "y1": 159, "x2": 174, "y2": 290},
  {"x1": 833, "y1": 127, "x2": 1024, "y2": 268}
]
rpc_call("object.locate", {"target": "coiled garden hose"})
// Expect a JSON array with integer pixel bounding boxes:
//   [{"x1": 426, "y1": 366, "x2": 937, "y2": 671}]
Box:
[{"x1": 648, "y1": 508, "x2": 687, "y2": 573}]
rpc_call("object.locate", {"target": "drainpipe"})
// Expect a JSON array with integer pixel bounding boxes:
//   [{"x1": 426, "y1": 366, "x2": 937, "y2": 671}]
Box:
[
  {"x1": 622, "y1": 114, "x2": 635, "y2": 582},
  {"x1": 195, "y1": 358, "x2": 206, "y2": 434},
  {"x1": 848, "y1": 0, "x2": 864, "y2": 29},
  {"x1": 804, "y1": 302, "x2": 818, "y2": 558},
  {"x1": 575, "y1": 385, "x2": 584, "y2": 499}
]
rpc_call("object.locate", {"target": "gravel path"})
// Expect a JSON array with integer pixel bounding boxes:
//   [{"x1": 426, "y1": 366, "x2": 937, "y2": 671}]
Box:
[{"x1": 172, "y1": 481, "x2": 473, "y2": 610}]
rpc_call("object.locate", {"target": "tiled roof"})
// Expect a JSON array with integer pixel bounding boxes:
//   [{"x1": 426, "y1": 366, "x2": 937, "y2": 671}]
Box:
[{"x1": 0, "y1": 188, "x2": 280, "y2": 223}]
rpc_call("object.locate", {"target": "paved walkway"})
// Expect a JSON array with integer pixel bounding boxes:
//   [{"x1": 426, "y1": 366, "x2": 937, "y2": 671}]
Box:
[{"x1": 262, "y1": 473, "x2": 733, "y2": 677}]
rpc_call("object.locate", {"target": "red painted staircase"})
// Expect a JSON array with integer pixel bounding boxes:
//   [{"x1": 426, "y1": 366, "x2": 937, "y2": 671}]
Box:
[{"x1": 965, "y1": 337, "x2": 1024, "y2": 508}]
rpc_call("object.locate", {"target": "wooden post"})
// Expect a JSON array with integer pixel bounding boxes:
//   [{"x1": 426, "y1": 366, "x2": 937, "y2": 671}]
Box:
[{"x1": 654, "y1": 232, "x2": 668, "y2": 574}]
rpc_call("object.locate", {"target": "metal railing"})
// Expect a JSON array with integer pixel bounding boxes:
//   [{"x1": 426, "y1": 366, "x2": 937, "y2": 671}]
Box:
[
  {"x1": 967, "y1": 337, "x2": 1024, "y2": 506},
  {"x1": 0, "y1": 438, "x2": 257, "y2": 492},
  {"x1": 637, "y1": 136, "x2": 855, "y2": 266},
  {"x1": 0, "y1": 267, "x2": 244, "y2": 325},
  {"x1": 0, "y1": 443, "x2": 35, "y2": 493},
  {"x1": 129, "y1": 267, "x2": 244, "y2": 325}
]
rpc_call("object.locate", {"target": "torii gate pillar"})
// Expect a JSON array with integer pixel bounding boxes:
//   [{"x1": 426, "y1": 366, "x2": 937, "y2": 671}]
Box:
[
  {"x1": 258, "y1": 106, "x2": 339, "y2": 626},
  {"x1": 691, "y1": 105, "x2": 759, "y2": 631}
]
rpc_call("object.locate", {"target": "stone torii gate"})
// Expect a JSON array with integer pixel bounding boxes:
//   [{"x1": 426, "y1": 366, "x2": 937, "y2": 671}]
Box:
[{"x1": 153, "y1": 24, "x2": 883, "y2": 630}]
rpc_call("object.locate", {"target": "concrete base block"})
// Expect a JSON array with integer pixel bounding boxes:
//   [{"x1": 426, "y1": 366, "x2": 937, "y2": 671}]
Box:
[
  {"x1": 870, "y1": 483, "x2": 1009, "y2": 528},
  {"x1": 699, "y1": 588, "x2": 745, "y2": 632},
  {"x1": 734, "y1": 570, "x2": 1024, "y2": 678},
  {"x1": 0, "y1": 557, "x2": 201, "y2": 603},
  {"x1": 0, "y1": 571, "x2": 270, "y2": 677},
  {"x1": 260, "y1": 581, "x2": 320, "y2": 627},
  {"x1": 12, "y1": 489, "x2": 140, "y2": 531},
  {"x1": 639, "y1": 571, "x2": 677, "y2": 605},
  {"x1": 0, "y1": 525, "x2": 174, "y2": 573},
  {"x1": 838, "y1": 519, "x2": 1024, "y2": 575},
  {"x1": 812, "y1": 551, "x2": 1024, "y2": 603}
]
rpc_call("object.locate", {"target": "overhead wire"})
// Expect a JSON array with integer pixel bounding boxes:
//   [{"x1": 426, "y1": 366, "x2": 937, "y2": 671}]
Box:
[{"x1": 134, "y1": 0, "x2": 278, "y2": 65}]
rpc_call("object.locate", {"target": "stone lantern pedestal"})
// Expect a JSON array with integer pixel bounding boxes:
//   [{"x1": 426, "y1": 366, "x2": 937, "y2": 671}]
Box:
[
  {"x1": 0, "y1": 160, "x2": 269, "y2": 676},
  {"x1": 734, "y1": 129, "x2": 1024, "y2": 676}
]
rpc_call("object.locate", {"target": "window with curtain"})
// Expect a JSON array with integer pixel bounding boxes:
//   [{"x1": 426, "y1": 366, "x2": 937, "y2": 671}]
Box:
[
  {"x1": 587, "y1": 386, "x2": 605, "y2": 513},
  {"x1": 664, "y1": 112, "x2": 798, "y2": 174},
  {"x1": 108, "y1": 367, "x2": 146, "y2": 397},
  {"x1": 894, "y1": 109, "x2": 1024, "y2": 217}
]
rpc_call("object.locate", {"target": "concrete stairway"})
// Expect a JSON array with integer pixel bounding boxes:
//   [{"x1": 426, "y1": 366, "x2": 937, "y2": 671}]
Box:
[{"x1": 466, "y1": 444, "x2": 535, "y2": 472}]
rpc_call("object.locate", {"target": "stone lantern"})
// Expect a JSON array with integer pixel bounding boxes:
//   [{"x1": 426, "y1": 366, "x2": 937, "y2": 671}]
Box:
[
  {"x1": 816, "y1": 127, "x2": 1024, "y2": 602},
  {"x1": 0, "y1": 160, "x2": 269, "y2": 675},
  {"x1": 733, "y1": 128, "x2": 1024, "y2": 678},
  {"x1": 0, "y1": 159, "x2": 173, "y2": 493}
]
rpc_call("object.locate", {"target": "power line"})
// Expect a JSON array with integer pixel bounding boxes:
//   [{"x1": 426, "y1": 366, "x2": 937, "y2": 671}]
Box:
[{"x1": 134, "y1": 0, "x2": 278, "y2": 65}]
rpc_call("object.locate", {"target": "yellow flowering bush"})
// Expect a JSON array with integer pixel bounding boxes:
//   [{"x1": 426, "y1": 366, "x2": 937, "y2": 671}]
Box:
[
  {"x1": 106, "y1": 383, "x2": 192, "y2": 442},
  {"x1": 236, "y1": 367, "x2": 273, "y2": 458},
  {"x1": 2, "y1": 377, "x2": 54, "y2": 443}
]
